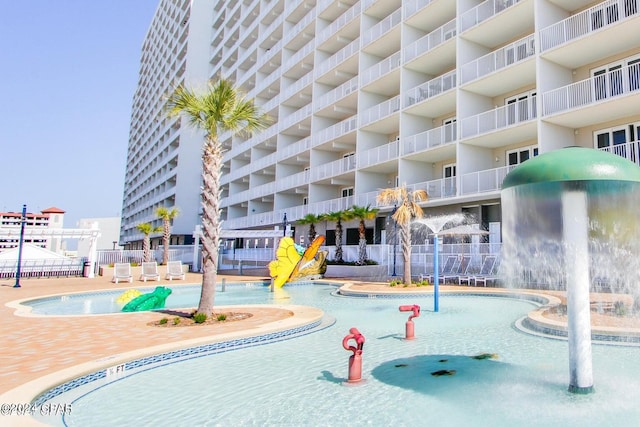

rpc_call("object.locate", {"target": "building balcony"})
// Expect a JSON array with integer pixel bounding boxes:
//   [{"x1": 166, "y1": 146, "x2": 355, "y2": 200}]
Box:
[
  {"x1": 313, "y1": 116, "x2": 358, "y2": 149},
  {"x1": 362, "y1": 7, "x2": 402, "y2": 53},
  {"x1": 542, "y1": 62, "x2": 640, "y2": 128},
  {"x1": 539, "y1": 0, "x2": 639, "y2": 68},
  {"x1": 275, "y1": 169, "x2": 310, "y2": 192},
  {"x1": 309, "y1": 156, "x2": 357, "y2": 183},
  {"x1": 316, "y1": 1, "x2": 361, "y2": 46},
  {"x1": 358, "y1": 140, "x2": 400, "y2": 169},
  {"x1": 401, "y1": 123, "x2": 457, "y2": 158},
  {"x1": 315, "y1": 38, "x2": 360, "y2": 79},
  {"x1": 360, "y1": 96, "x2": 401, "y2": 127},
  {"x1": 460, "y1": 97, "x2": 537, "y2": 146},
  {"x1": 360, "y1": 51, "x2": 401, "y2": 88},
  {"x1": 460, "y1": 165, "x2": 517, "y2": 196},
  {"x1": 315, "y1": 76, "x2": 358, "y2": 112},
  {"x1": 460, "y1": 0, "x2": 533, "y2": 48},
  {"x1": 404, "y1": 71, "x2": 456, "y2": 117},
  {"x1": 599, "y1": 140, "x2": 640, "y2": 167},
  {"x1": 404, "y1": 19, "x2": 456, "y2": 75},
  {"x1": 460, "y1": 34, "x2": 535, "y2": 95}
]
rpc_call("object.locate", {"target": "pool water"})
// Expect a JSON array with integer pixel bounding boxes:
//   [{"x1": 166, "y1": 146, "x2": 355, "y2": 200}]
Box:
[
  {"x1": 25, "y1": 282, "x2": 271, "y2": 315},
  {"x1": 36, "y1": 284, "x2": 640, "y2": 426}
]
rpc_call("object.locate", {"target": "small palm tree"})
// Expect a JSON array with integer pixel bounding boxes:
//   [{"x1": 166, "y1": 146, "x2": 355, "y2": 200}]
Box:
[
  {"x1": 167, "y1": 78, "x2": 270, "y2": 316},
  {"x1": 136, "y1": 222, "x2": 162, "y2": 262},
  {"x1": 350, "y1": 205, "x2": 380, "y2": 265},
  {"x1": 377, "y1": 185, "x2": 428, "y2": 285},
  {"x1": 297, "y1": 213, "x2": 322, "y2": 245},
  {"x1": 322, "y1": 210, "x2": 354, "y2": 263},
  {"x1": 156, "y1": 206, "x2": 179, "y2": 265}
]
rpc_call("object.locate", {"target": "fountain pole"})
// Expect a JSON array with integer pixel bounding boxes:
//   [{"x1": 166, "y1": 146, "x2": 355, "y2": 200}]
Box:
[
  {"x1": 433, "y1": 234, "x2": 440, "y2": 312},
  {"x1": 562, "y1": 188, "x2": 593, "y2": 394}
]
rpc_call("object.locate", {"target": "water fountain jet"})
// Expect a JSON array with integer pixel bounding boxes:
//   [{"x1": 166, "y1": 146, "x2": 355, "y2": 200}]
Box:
[{"x1": 501, "y1": 146, "x2": 640, "y2": 393}]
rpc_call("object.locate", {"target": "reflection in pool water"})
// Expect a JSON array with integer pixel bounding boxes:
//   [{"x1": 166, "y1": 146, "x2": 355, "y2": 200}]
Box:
[{"x1": 34, "y1": 284, "x2": 640, "y2": 427}]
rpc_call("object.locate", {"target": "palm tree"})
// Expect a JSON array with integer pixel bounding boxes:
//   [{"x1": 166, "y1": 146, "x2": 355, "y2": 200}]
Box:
[
  {"x1": 166, "y1": 78, "x2": 270, "y2": 315},
  {"x1": 350, "y1": 205, "x2": 380, "y2": 265},
  {"x1": 156, "y1": 206, "x2": 179, "y2": 265},
  {"x1": 136, "y1": 222, "x2": 162, "y2": 263},
  {"x1": 322, "y1": 210, "x2": 354, "y2": 263},
  {"x1": 376, "y1": 185, "x2": 428, "y2": 285},
  {"x1": 297, "y1": 213, "x2": 322, "y2": 245}
]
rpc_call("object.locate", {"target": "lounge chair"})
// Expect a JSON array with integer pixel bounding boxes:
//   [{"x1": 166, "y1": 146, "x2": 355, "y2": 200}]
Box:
[
  {"x1": 140, "y1": 262, "x2": 160, "y2": 282},
  {"x1": 165, "y1": 260, "x2": 185, "y2": 281},
  {"x1": 440, "y1": 255, "x2": 471, "y2": 285},
  {"x1": 421, "y1": 255, "x2": 457, "y2": 284},
  {"x1": 473, "y1": 256, "x2": 498, "y2": 287},
  {"x1": 112, "y1": 263, "x2": 133, "y2": 283}
]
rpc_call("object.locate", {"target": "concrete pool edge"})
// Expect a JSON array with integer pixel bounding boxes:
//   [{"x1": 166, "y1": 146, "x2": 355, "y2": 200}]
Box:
[{"x1": 0, "y1": 303, "x2": 324, "y2": 427}]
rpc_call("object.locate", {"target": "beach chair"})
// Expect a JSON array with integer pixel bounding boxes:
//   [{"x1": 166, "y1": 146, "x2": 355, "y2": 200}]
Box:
[
  {"x1": 140, "y1": 262, "x2": 160, "y2": 282},
  {"x1": 473, "y1": 256, "x2": 498, "y2": 287},
  {"x1": 112, "y1": 263, "x2": 133, "y2": 283},
  {"x1": 165, "y1": 260, "x2": 185, "y2": 281},
  {"x1": 440, "y1": 255, "x2": 471, "y2": 285},
  {"x1": 421, "y1": 255, "x2": 457, "y2": 284}
]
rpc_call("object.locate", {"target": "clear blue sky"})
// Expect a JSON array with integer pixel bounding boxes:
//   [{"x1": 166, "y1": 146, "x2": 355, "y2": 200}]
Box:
[{"x1": 0, "y1": 1, "x2": 158, "y2": 228}]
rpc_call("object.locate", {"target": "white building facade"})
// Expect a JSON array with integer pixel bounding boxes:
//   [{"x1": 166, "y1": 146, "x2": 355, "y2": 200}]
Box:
[{"x1": 121, "y1": 0, "x2": 640, "y2": 247}]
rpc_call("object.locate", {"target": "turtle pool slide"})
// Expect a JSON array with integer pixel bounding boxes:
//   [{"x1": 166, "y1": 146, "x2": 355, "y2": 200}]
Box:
[{"x1": 121, "y1": 286, "x2": 173, "y2": 312}]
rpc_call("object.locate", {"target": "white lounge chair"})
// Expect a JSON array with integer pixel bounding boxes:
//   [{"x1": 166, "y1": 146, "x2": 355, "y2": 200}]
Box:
[
  {"x1": 140, "y1": 262, "x2": 160, "y2": 282},
  {"x1": 112, "y1": 263, "x2": 133, "y2": 283},
  {"x1": 165, "y1": 260, "x2": 185, "y2": 281},
  {"x1": 473, "y1": 256, "x2": 498, "y2": 287},
  {"x1": 420, "y1": 255, "x2": 457, "y2": 284}
]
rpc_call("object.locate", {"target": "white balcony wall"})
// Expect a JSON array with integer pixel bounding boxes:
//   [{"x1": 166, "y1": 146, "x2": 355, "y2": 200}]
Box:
[
  {"x1": 362, "y1": 8, "x2": 402, "y2": 47},
  {"x1": 405, "y1": 70, "x2": 457, "y2": 107},
  {"x1": 461, "y1": 96, "x2": 537, "y2": 138},
  {"x1": 404, "y1": 19, "x2": 456, "y2": 63},
  {"x1": 402, "y1": 123, "x2": 457, "y2": 155},
  {"x1": 358, "y1": 140, "x2": 399, "y2": 168},
  {"x1": 360, "y1": 96, "x2": 401, "y2": 126},
  {"x1": 360, "y1": 51, "x2": 401, "y2": 86},
  {"x1": 461, "y1": 34, "x2": 535, "y2": 83},
  {"x1": 461, "y1": 0, "x2": 523, "y2": 32}
]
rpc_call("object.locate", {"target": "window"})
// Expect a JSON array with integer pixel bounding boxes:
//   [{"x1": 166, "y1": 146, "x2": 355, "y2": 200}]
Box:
[
  {"x1": 507, "y1": 145, "x2": 539, "y2": 166},
  {"x1": 302, "y1": 196, "x2": 308, "y2": 205},
  {"x1": 594, "y1": 123, "x2": 640, "y2": 163},
  {"x1": 443, "y1": 163, "x2": 456, "y2": 196},
  {"x1": 505, "y1": 90, "x2": 536, "y2": 125},
  {"x1": 341, "y1": 187, "x2": 354, "y2": 198},
  {"x1": 443, "y1": 117, "x2": 457, "y2": 142}
]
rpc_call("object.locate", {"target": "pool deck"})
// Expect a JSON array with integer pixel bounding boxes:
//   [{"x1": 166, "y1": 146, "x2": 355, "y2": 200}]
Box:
[{"x1": 1, "y1": 274, "x2": 639, "y2": 426}]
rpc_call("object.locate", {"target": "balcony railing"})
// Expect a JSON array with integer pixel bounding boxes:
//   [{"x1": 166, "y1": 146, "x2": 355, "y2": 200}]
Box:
[
  {"x1": 358, "y1": 141, "x2": 399, "y2": 168},
  {"x1": 310, "y1": 156, "x2": 357, "y2": 182},
  {"x1": 461, "y1": 34, "x2": 535, "y2": 84},
  {"x1": 316, "y1": 38, "x2": 360, "y2": 78},
  {"x1": 461, "y1": 96, "x2": 537, "y2": 138},
  {"x1": 461, "y1": 0, "x2": 522, "y2": 32},
  {"x1": 312, "y1": 116, "x2": 358, "y2": 148},
  {"x1": 362, "y1": 8, "x2": 402, "y2": 47},
  {"x1": 405, "y1": 70, "x2": 457, "y2": 107},
  {"x1": 542, "y1": 62, "x2": 640, "y2": 116},
  {"x1": 360, "y1": 51, "x2": 401, "y2": 86},
  {"x1": 404, "y1": 19, "x2": 456, "y2": 63},
  {"x1": 599, "y1": 140, "x2": 640, "y2": 166},
  {"x1": 315, "y1": 76, "x2": 358, "y2": 111},
  {"x1": 279, "y1": 104, "x2": 313, "y2": 131},
  {"x1": 401, "y1": 123, "x2": 457, "y2": 155},
  {"x1": 405, "y1": 0, "x2": 436, "y2": 18},
  {"x1": 540, "y1": 0, "x2": 639, "y2": 51},
  {"x1": 277, "y1": 136, "x2": 312, "y2": 162},
  {"x1": 460, "y1": 165, "x2": 517, "y2": 195},
  {"x1": 276, "y1": 169, "x2": 310, "y2": 192},
  {"x1": 316, "y1": 1, "x2": 361, "y2": 46},
  {"x1": 360, "y1": 96, "x2": 401, "y2": 127}
]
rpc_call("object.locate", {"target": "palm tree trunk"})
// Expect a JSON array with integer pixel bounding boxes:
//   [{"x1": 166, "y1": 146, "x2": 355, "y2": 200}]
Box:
[
  {"x1": 197, "y1": 140, "x2": 222, "y2": 315},
  {"x1": 357, "y1": 219, "x2": 367, "y2": 265},
  {"x1": 143, "y1": 236, "x2": 151, "y2": 262},
  {"x1": 335, "y1": 220, "x2": 343, "y2": 262},
  {"x1": 401, "y1": 222, "x2": 412, "y2": 285},
  {"x1": 162, "y1": 220, "x2": 170, "y2": 265},
  {"x1": 308, "y1": 224, "x2": 316, "y2": 245}
]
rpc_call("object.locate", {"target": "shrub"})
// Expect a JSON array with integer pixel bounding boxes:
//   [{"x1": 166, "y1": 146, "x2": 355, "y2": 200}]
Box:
[
  {"x1": 193, "y1": 313, "x2": 207, "y2": 324},
  {"x1": 614, "y1": 301, "x2": 626, "y2": 316},
  {"x1": 173, "y1": 317, "x2": 181, "y2": 325},
  {"x1": 216, "y1": 313, "x2": 227, "y2": 321},
  {"x1": 159, "y1": 317, "x2": 168, "y2": 325}
]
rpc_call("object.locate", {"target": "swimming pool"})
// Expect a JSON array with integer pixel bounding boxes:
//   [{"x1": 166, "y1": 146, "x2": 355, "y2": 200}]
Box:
[{"x1": 33, "y1": 284, "x2": 640, "y2": 426}]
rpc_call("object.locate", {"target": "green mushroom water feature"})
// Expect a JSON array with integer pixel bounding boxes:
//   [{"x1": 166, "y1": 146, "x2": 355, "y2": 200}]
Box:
[{"x1": 501, "y1": 147, "x2": 640, "y2": 394}]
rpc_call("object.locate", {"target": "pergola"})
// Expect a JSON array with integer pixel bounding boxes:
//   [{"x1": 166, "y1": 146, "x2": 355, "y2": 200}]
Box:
[{"x1": 0, "y1": 224, "x2": 101, "y2": 277}]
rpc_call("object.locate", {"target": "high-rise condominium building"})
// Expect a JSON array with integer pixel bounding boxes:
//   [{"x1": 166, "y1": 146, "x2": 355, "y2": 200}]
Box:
[{"x1": 120, "y1": 0, "x2": 640, "y2": 248}]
